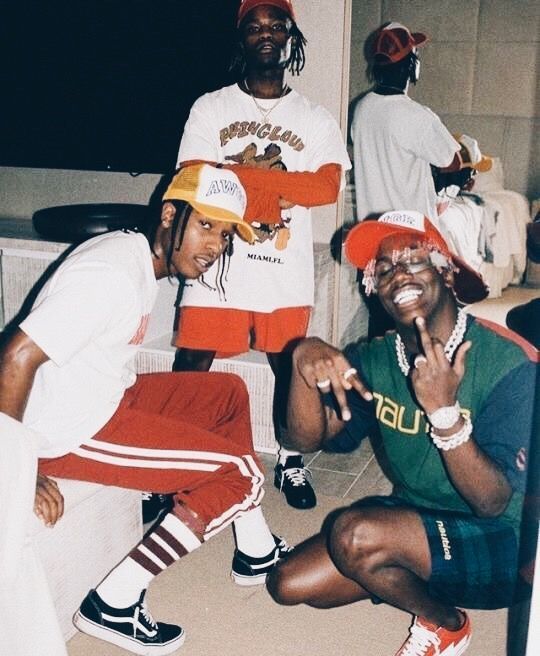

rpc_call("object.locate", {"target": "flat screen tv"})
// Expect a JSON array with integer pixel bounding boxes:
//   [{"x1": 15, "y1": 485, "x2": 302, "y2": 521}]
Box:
[{"x1": 0, "y1": 0, "x2": 238, "y2": 174}]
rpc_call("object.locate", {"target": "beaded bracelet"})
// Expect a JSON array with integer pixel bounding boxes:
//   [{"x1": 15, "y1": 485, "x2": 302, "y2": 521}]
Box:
[{"x1": 430, "y1": 415, "x2": 472, "y2": 451}]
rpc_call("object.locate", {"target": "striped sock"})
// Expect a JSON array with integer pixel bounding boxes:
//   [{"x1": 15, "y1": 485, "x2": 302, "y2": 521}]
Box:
[{"x1": 96, "y1": 512, "x2": 202, "y2": 608}]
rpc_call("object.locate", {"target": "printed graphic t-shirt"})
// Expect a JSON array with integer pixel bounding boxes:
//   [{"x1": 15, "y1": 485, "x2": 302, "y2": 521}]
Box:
[{"x1": 178, "y1": 83, "x2": 351, "y2": 312}]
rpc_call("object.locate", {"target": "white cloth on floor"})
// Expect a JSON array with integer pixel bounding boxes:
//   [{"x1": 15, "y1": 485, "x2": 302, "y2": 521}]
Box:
[
  {"x1": 482, "y1": 190, "x2": 529, "y2": 273},
  {"x1": 438, "y1": 195, "x2": 486, "y2": 272},
  {"x1": 479, "y1": 190, "x2": 530, "y2": 297},
  {"x1": 0, "y1": 413, "x2": 67, "y2": 656}
]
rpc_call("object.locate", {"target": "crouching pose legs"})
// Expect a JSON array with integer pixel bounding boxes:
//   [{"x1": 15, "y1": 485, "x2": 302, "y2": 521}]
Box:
[{"x1": 268, "y1": 210, "x2": 534, "y2": 656}]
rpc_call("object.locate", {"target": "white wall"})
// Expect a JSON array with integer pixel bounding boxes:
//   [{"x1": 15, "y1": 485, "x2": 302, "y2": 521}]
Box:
[
  {"x1": 0, "y1": 167, "x2": 161, "y2": 221},
  {"x1": 349, "y1": 0, "x2": 539, "y2": 200}
]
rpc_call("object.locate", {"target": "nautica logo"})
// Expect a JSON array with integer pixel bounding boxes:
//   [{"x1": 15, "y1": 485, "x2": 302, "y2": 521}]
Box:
[{"x1": 436, "y1": 520, "x2": 452, "y2": 561}]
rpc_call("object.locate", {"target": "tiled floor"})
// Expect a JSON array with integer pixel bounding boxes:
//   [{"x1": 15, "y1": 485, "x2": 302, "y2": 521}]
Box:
[
  {"x1": 465, "y1": 284, "x2": 539, "y2": 325},
  {"x1": 261, "y1": 439, "x2": 392, "y2": 501}
]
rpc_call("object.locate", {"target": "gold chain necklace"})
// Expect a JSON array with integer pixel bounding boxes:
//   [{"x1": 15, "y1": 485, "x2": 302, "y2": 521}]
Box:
[{"x1": 244, "y1": 78, "x2": 289, "y2": 123}]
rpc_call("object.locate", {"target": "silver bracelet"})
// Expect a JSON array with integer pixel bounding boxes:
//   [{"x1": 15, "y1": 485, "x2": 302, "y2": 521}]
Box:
[
  {"x1": 431, "y1": 415, "x2": 472, "y2": 451},
  {"x1": 427, "y1": 402, "x2": 461, "y2": 430}
]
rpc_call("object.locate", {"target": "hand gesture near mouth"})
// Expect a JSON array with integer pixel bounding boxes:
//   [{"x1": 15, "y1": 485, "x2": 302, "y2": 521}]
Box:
[{"x1": 411, "y1": 316, "x2": 471, "y2": 415}]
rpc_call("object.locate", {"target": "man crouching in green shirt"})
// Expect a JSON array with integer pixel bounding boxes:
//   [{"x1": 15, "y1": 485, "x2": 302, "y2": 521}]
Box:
[{"x1": 266, "y1": 209, "x2": 536, "y2": 656}]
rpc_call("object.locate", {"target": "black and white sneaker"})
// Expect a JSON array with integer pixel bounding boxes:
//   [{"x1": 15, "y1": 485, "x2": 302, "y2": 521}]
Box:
[
  {"x1": 142, "y1": 492, "x2": 174, "y2": 525},
  {"x1": 231, "y1": 534, "x2": 292, "y2": 586},
  {"x1": 274, "y1": 455, "x2": 317, "y2": 509},
  {"x1": 73, "y1": 589, "x2": 185, "y2": 655}
]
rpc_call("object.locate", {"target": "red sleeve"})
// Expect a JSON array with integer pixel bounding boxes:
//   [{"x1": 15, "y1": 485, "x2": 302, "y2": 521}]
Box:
[{"x1": 225, "y1": 163, "x2": 342, "y2": 223}]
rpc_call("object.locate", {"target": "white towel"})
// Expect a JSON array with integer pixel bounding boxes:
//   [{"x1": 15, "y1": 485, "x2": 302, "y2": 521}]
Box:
[{"x1": 0, "y1": 413, "x2": 67, "y2": 655}]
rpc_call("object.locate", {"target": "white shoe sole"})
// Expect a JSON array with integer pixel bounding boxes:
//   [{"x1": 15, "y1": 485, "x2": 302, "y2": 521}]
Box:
[
  {"x1": 73, "y1": 611, "x2": 185, "y2": 655},
  {"x1": 230, "y1": 570, "x2": 268, "y2": 586}
]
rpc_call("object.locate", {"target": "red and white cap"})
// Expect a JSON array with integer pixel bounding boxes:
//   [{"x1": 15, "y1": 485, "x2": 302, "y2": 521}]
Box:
[
  {"x1": 237, "y1": 0, "x2": 295, "y2": 26},
  {"x1": 372, "y1": 22, "x2": 428, "y2": 64},
  {"x1": 345, "y1": 210, "x2": 489, "y2": 304}
]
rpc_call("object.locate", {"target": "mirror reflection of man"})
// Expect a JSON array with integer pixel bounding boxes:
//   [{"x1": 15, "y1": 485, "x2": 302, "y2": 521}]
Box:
[
  {"x1": 351, "y1": 22, "x2": 462, "y2": 225},
  {"x1": 351, "y1": 22, "x2": 463, "y2": 339}
]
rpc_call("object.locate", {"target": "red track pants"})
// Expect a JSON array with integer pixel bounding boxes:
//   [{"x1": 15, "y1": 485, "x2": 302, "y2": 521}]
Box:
[{"x1": 39, "y1": 371, "x2": 265, "y2": 538}]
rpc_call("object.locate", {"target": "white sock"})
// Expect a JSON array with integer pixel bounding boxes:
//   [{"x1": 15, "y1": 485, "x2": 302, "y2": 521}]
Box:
[
  {"x1": 278, "y1": 446, "x2": 302, "y2": 466},
  {"x1": 96, "y1": 556, "x2": 154, "y2": 608},
  {"x1": 233, "y1": 506, "x2": 276, "y2": 557},
  {"x1": 96, "y1": 512, "x2": 202, "y2": 608}
]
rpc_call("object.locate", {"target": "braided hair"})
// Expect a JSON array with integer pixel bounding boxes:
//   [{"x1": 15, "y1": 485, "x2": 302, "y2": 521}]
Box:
[
  {"x1": 145, "y1": 198, "x2": 234, "y2": 302},
  {"x1": 230, "y1": 18, "x2": 307, "y2": 78}
]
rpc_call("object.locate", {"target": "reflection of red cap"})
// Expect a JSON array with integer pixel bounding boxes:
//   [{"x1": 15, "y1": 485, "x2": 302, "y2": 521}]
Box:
[
  {"x1": 237, "y1": 0, "x2": 295, "y2": 27},
  {"x1": 372, "y1": 21, "x2": 428, "y2": 64},
  {"x1": 345, "y1": 210, "x2": 489, "y2": 304}
]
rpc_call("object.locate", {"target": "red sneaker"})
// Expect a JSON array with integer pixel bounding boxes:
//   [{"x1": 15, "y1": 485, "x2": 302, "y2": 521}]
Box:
[{"x1": 395, "y1": 612, "x2": 472, "y2": 656}]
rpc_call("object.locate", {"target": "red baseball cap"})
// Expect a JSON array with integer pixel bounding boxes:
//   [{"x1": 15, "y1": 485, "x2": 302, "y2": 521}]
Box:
[
  {"x1": 237, "y1": 0, "x2": 295, "y2": 26},
  {"x1": 372, "y1": 22, "x2": 428, "y2": 64},
  {"x1": 345, "y1": 210, "x2": 489, "y2": 305}
]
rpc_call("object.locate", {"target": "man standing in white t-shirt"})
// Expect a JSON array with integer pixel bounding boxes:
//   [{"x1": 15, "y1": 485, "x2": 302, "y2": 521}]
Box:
[
  {"x1": 351, "y1": 21, "x2": 461, "y2": 337},
  {"x1": 351, "y1": 21, "x2": 461, "y2": 225},
  {"x1": 171, "y1": 0, "x2": 351, "y2": 511}
]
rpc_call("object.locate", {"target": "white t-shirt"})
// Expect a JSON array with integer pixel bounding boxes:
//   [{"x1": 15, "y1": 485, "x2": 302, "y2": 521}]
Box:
[
  {"x1": 20, "y1": 231, "x2": 158, "y2": 457},
  {"x1": 438, "y1": 195, "x2": 486, "y2": 272},
  {"x1": 177, "y1": 83, "x2": 351, "y2": 312},
  {"x1": 351, "y1": 92, "x2": 459, "y2": 225}
]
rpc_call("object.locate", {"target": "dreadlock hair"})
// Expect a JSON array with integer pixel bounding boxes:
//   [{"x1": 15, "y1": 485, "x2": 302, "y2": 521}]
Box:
[
  {"x1": 164, "y1": 200, "x2": 192, "y2": 275},
  {"x1": 369, "y1": 50, "x2": 419, "y2": 89},
  {"x1": 229, "y1": 19, "x2": 307, "y2": 78},
  {"x1": 142, "y1": 188, "x2": 191, "y2": 265},
  {"x1": 146, "y1": 198, "x2": 235, "y2": 302},
  {"x1": 286, "y1": 22, "x2": 307, "y2": 76}
]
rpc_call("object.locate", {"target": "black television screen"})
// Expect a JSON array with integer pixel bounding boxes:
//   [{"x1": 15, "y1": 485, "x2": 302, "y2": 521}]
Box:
[{"x1": 0, "y1": 0, "x2": 239, "y2": 174}]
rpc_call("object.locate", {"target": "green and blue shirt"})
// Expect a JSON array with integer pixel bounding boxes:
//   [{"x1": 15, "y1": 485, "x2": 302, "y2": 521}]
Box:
[{"x1": 326, "y1": 316, "x2": 536, "y2": 535}]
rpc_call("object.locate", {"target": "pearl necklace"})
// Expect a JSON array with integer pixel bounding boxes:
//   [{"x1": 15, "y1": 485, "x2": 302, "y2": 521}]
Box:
[
  {"x1": 244, "y1": 79, "x2": 289, "y2": 123},
  {"x1": 395, "y1": 308, "x2": 468, "y2": 376}
]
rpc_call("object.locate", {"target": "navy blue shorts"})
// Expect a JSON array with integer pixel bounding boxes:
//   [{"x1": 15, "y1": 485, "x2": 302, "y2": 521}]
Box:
[{"x1": 354, "y1": 495, "x2": 526, "y2": 609}]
